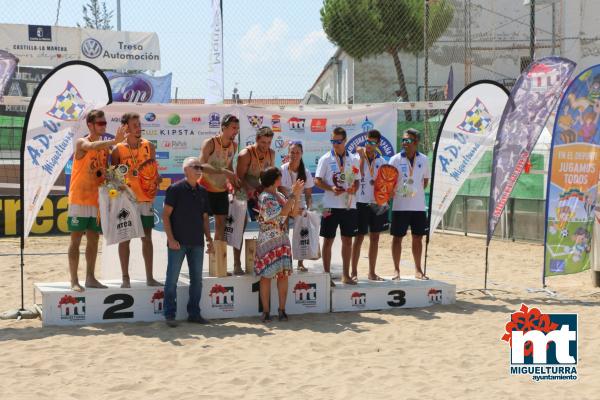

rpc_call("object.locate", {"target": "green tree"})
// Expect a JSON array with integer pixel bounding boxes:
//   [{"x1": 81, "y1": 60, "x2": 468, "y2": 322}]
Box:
[
  {"x1": 79, "y1": 0, "x2": 114, "y2": 30},
  {"x1": 321, "y1": 0, "x2": 453, "y2": 121}
]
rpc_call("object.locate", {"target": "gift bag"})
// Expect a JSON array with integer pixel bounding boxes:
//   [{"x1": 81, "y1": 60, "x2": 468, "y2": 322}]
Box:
[
  {"x1": 98, "y1": 186, "x2": 144, "y2": 245},
  {"x1": 224, "y1": 194, "x2": 247, "y2": 250},
  {"x1": 292, "y1": 210, "x2": 321, "y2": 260}
]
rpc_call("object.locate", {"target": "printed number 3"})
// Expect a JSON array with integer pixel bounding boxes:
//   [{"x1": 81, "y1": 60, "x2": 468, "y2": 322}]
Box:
[{"x1": 387, "y1": 290, "x2": 406, "y2": 307}]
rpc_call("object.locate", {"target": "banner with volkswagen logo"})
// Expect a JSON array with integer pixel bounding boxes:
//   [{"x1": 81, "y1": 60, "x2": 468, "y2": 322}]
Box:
[{"x1": 0, "y1": 24, "x2": 160, "y2": 70}]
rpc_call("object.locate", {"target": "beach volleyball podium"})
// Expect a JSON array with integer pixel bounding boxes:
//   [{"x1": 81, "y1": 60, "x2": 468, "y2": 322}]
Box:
[{"x1": 34, "y1": 271, "x2": 455, "y2": 326}]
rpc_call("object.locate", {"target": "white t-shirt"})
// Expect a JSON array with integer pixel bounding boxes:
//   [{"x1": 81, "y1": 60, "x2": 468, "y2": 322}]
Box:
[
  {"x1": 356, "y1": 153, "x2": 387, "y2": 204},
  {"x1": 315, "y1": 150, "x2": 361, "y2": 209},
  {"x1": 389, "y1": 152, "x2": 430, "y2": 211},
  {"x1": 280, "y1": 162, "x2": 315, "y2": 209}
]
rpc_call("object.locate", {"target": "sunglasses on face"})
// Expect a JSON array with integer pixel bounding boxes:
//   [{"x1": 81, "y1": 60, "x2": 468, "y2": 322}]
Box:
[
  {"x1": 330, "y1": 139, "x2": 344, "y2": 145},
  {"x1": 190, "y1": 165, "x2": 203, "y2": 171},
  {"x1": 366, "y1": 140, "x2": 379, "y2": 146},
  {"x1": 402, "y1": 138, "x2": 415, "y2": 144},
  {"x1": 95, "y1": 121, "x2": 107, "y2": 126}
]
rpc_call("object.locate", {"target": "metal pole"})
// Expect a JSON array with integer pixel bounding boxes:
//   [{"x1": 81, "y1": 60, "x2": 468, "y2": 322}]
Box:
[
  {"x1": 551, "y1": 2, "x2": 556, "y2": 55},
  {"x1": 117, "y1": 0, "x2": 122, "y2": 31},
  {"x1": 530, "y1": 0, "x2": 535, "y2": 62},
  {"x1": 424, "y1": 0, "x2": 430, "y2": 151}
]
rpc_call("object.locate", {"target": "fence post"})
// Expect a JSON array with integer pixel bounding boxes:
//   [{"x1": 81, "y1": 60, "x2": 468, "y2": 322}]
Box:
[
  {"x1": 510, "y1": 198, "x2": 516, "y2": 242},
  {"x1": 463, "y1": 196, "x2": 468, "y2": 236}
]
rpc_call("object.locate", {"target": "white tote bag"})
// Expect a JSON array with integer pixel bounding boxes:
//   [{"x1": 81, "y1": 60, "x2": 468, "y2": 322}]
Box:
[
  {"x1": 98, "y1": 186, "x2": 144, "y2": 246},
  {"x1": 292, "y1": 210, "x2": 321, "y2": 260},
  {"x1": 224, "y1": 194, "x2": 247, "y2": 250}
]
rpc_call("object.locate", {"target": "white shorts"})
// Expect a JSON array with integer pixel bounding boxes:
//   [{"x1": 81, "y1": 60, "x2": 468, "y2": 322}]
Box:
[{"x1": 137, "y1": 202, "x2": 154, "y2": 217}]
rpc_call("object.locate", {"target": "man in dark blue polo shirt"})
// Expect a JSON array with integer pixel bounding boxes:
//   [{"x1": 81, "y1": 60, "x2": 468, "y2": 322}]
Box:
[{"x1": 163, "y1": 157, "x2": 213, "y2": 326}]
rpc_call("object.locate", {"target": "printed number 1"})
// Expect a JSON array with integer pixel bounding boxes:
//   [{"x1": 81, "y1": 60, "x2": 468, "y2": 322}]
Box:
[{"x1": 251, "y1": 281, "x2": 264, "y2": 313}]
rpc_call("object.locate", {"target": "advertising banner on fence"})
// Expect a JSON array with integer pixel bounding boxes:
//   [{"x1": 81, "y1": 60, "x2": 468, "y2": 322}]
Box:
[
  {"x1": 544, "y1": 65, "x2": 600, "y2": 277},
  {"x1": 487, "y1": 57, "x2": 576, "y2": 243},
  {"x1": 0, "y1": 50, "x2": 17, "y2": 101},
  {"x1": 0, "y1": 24, "x2": 160, "y2": 70},
  {"x1": 238, "y1": 103, "x2": 398, "y2": 172},
  {"x1": 104, "y1": 72, "x2": 172, "y2": 103},
  {"x1": 429, "y1": 81, "x2": 509, "y2": 234},
  {"x1": 22, "y1": 61, "x2": 111, "y2": 238}
]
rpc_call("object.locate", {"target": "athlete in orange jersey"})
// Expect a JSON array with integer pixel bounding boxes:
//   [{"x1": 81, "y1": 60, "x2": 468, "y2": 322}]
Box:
[
  {"x1": 111, "y1": 112, "x2": 162, "y2": 288},
  {"x1": 68, "y1": 109, "x2": 126, "y2": 292},
  {"x1": 198, "y1": 114, "x2": 240, "y2": 244}
]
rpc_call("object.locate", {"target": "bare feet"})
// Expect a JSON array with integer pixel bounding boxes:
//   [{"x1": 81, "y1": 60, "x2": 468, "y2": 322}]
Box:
[
  {"x1": 391, "y1": 271, "x2": 401, "y2": 281},
  {"x1": 297, "y1": 264, "x2": 308, "y2": 272},
  {"x1": 415, "y1": 271, "x2": 429, "y2": 280},
  {"x1": 350, "y1": 273, "x2": 358, "y2": 282},
  {"x1": 368, "y1": 274, "x2": 385, "y2": 281},
  {"x1": 121, "y1": 276, "x2": 131, "y2": 289},
  {"x1": 85, "y1": 278, "x2": 108, "y2": 289},
  {"x1": 71, "y1": 282, "x2": 85, "y2": 292},
  {"x1": 341, "y1": 276, "x2": 357, "y2": 285},
  {"x1": 146, "y1": 278, "x2": 163, "y2": 286}
]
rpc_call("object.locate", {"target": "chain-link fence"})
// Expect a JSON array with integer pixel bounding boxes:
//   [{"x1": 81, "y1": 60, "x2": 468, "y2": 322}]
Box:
[{"x1": 1, "y1": 0, "x2": 598, "y2": 237}]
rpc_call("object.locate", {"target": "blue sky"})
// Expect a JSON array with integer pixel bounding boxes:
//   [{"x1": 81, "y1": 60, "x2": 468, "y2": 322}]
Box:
[{"x1": 2, "y1": 0, "x2": 336, "y2": 99}]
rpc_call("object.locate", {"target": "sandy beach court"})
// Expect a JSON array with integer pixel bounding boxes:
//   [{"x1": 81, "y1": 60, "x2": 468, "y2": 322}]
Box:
[{"x1": 0, "y1": 232, "x2": 599, "y2": 399}]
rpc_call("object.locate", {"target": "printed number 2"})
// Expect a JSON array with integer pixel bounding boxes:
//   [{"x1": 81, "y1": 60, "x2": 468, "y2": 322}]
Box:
[
  {"x1": 387, "y1": 290, "x2": 406, "y2": 307},
  {"x1": 103, "y1": 294, "x2": 134, "y2": 319}
]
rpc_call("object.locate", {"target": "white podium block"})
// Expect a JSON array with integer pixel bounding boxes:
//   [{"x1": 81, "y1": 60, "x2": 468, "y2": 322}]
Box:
[
  {"x1": 270, "y1": 272, "x2": 330, "y2": 315},
  {"x1": 34, "y1": 280, "x2": 189, "y2": 326},
  {"x1": 331, "y1": 277, "x2": 456, "y2": 312},
  {"x1": 197, "y1": 272, "x2": 330, "y2": 319}
]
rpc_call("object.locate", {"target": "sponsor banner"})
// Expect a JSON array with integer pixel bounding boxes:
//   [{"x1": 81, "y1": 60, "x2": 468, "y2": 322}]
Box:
[
  {"x1": 238, "y1": 103, "x2": 398, "y2": 172},
  {"x1": 429, "y1": 81, "x2": 509, "y2": 233},
  {"x1": 80, "y1": 28, "x2": 160, "y2": 70},
  {"x1": 104, "y1": 72, "x2": 171, "y2": 103},
  {"x1": 22, "y1": 61, "x2": 111, "y2": 238},
  {"x1": 100, "y1": 103, "x2": 231, "y2": 183},
  {"x1": 0, "y1": 195, "x2": 69, "y2": 237},
  {"x1": 331, "y1": 279, "x2": 455, "y2": 312},
  {"x1": 544, "y1": 65, "x2": 600, "y2": 277},
  {"x1": 487, "y1": 57, "x2": 576, "y2": 242},
  {"x1": 1, "y1": 66, "x2": 50, "y2": 116},
  {"x1": 206, "y1": 0, "x2": 224, "y2": 104},
  {"x1": 35, "y1": 281, "x2": 189, "y2": 326},
  {"x1": 0, "y1": 50, "x2": 17, "y2": 102},
  {"x1": 0, "y1": 24, "x2": 160, "y2": 70}
]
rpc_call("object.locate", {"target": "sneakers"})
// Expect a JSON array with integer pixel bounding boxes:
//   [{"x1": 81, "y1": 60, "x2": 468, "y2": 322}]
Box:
[{"x1": 187, "y1": 315, "x2": 210, "y2": 324}]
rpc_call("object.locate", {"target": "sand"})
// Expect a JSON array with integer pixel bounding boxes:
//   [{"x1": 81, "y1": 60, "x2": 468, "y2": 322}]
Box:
[{"x1": 0, "y1": 232, "x2": 599, "y2": 399}]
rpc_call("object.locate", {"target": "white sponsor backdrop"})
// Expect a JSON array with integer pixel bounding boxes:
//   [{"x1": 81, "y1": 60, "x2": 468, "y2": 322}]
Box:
[
  {"x1": 239, "y1": 103, "x2": 398, "y2": 171},
  {"x1": 23, "y1": 62, "x2": 110, "y2": 238},
  {"x1": 0, "y1": 24, "x2": 160, "y2": 70},
  {"x1": 331, "y1": 278, "x2": 456, "y2": 312}
]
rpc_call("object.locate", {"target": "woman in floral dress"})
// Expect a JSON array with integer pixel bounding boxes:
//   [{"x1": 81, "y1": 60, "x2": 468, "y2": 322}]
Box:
[{"x1": 255, "y1": 166, "x2": 304, "y2": 322}]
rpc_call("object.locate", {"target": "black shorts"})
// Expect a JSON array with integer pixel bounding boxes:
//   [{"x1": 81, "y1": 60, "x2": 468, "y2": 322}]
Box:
[
  {"x1": 390, "y1": 211, "x2": 428, "y2": 237},
  {"x1": 320, "y1": 208, "x2": 358, "y2": 238},
  {"x1": 356, "y1": 202, "x2": 389, "y2": 235},
  {"x1": 207, "y1": 191, "x2": 229, "y2": 216}
]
